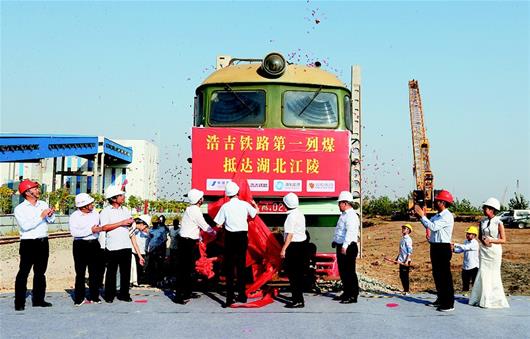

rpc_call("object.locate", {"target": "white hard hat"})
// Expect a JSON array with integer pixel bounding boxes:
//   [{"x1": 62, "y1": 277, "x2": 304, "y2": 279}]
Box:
[
  {"x1": 283, "y1": 192, "x2": 299, "y2": 209},
  {"x1": 105, "y1": 185, "x2": 125, "y2": 199},
  {"x1": 482, "y1": 197, "x2": 500, "y2": 211},
  {"x1": 137, "y1": 214, "x2": 151, "y2": 227},
  {"x1": 338, "y1": 191, "x2": 354, "y2": 202},
  {"x1": 188, "y1": 188, "x2": 204, "y2": 204},
  {"x1": 75, "y1": 193, "x2": 95, "y2": 208},
  {"x1": 225, "y1": 181, "x2": 239, "y2": 197}
]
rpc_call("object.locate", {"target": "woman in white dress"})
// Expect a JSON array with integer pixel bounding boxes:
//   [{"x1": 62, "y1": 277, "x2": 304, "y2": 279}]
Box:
[{"x1": 469, "y1": 197, "x2": 509, "y2": 308}]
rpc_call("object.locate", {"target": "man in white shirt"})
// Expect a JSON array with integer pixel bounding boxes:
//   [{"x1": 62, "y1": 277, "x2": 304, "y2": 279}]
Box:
[
  {"x1": 100, "y1": 186, "x2": 143, "y2": 303},
  {"x1": 332, "y1": 191, "x2": 360, "y2": 304},
  {"x1": 174, "y1": 188, "x2": 216, "y2": 304},
  {"x1": 414, "y1": 190, "x2": 455, "y2": 312},
  {"x1": 69, "y1": 193, "x2": 104, "y2": 305},
  {"x1": 14, "y1": 180, "x2": 55, "y2": 311},
  {"x1": 214, "y1": 182, "x2": 257, "y2": 307},
  {"x1": 280, "y1": 193, "x2": 307, "y2": 308}
]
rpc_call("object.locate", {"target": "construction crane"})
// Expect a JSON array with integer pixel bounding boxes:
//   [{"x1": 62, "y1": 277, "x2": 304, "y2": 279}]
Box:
[{"x1": 408, "y1": 79, "x2": 436, "y2": 213}]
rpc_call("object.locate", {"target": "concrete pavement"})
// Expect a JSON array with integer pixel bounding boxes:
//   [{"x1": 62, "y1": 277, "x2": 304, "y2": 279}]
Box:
[{"x1": 0, "y1": 290, "x2": 528, "y2": 338}]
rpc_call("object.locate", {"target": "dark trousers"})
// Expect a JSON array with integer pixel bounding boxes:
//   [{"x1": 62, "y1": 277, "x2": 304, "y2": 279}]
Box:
[
  {"x1": 104, "y1": 248, "x2": 131, "y2": 301},
  {"x1": 73, "y1": 239, "x2": 101, "y2": 303},
  {"x1": 336, "y1": 242, "x2": 359, "y2": 299},
  {"x1": 430, "y1": 243, "x2": 454, "y2": 308},
  {"x1": 133, "y1": 253, "x2": 147, "y2": 285},
  {"x1": 462, "y1": 267, "x2": 478, "y2": 292},
  {"x1": 286, "y1": 242, "x2": 307, "y2": 303},
  {"x1": 96, "y1": 247, "x2": 106, "y2": 290},
  {"x1": 175, "y1": 236, "x2": 198, "y2": 298},
  {"x1": 15, "y1": 238, "x2": 49, "y2": 307},
  {"x1": 224, "y1": 231, "x2": 248, "y2": 301},
  {"x1": 169, "y1": 248, "x2": 178, "y2": 278},
  {"x1": 146, "y1": 246, "x2": 166, "y2": 286},
  {"x1": 399, "y1": 264, "x2": 410, "y2": 292}
]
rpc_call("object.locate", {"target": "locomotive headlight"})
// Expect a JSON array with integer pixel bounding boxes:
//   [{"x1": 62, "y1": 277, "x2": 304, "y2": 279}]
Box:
[{"x1": 261, "y1": 52, "x2": 286, "y2": 77}]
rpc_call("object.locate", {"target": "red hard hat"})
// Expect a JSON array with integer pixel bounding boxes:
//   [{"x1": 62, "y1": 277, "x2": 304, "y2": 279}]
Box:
[
  {"x1": 434, "y1": 190, "x2": 454, "y2": 204},
  {"x1": 18, "y1": 179, "x2": 39, "y2": 194}
]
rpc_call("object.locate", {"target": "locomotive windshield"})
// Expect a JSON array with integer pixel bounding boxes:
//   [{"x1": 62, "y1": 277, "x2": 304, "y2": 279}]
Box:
[
  {"x1": 210, "y1": 90, "x2": 266, "y2": 126},
  {"x1": 282, "y1": 90, "x2": 338, "y2": 128}
]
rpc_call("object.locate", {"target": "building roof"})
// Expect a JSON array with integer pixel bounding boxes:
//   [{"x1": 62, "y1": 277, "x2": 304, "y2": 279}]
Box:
[{"x1": 0, "y1": 134, "x2": 132, "y2": 163}]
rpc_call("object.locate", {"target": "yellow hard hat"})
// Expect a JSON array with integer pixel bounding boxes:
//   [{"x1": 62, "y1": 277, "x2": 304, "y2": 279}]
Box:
[
  {"x1": 466, "y1": 226, "x2": 479, "y2": 236},
  {"x1": 402, "y1": 224, "x2": 413, "y2": 232}
]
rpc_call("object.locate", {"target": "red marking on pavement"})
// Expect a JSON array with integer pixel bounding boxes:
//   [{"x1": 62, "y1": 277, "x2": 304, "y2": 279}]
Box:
[
  {"x1": 134, "y1": 299, "x2": 148, "y2": 303},
  {"x1": 386, "y1": 303, "x2": 399, "y2": 308}
]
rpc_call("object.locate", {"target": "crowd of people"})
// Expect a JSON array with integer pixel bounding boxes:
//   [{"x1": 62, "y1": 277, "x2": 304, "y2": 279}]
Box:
[{"x1": 12, "y1": 179, "x2": 510, "y2": 312}]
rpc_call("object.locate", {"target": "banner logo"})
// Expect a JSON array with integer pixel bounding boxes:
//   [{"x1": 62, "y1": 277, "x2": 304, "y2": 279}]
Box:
[{"x1": 306, "y1": 180, "x2": 335, "y2": 192}]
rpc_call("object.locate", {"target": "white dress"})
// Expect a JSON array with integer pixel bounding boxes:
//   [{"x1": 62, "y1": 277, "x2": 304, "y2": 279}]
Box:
[{"x1": 469, "y1": 216, "x2": 509, "y2": 308}]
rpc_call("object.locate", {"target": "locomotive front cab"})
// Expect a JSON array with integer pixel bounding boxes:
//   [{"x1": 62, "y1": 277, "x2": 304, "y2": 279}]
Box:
[{"x1": 191, "y1": 53, "x2": 360, "y2": 251}]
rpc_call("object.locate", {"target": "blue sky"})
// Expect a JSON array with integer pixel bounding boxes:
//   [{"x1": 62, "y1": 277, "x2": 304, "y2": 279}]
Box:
[{"x1": 1, "y1": 1, "x2": 528, "y2": 205}]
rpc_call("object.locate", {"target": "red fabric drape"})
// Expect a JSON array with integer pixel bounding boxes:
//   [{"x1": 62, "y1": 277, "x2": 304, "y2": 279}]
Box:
[{"x1": 202, "y1": 179, "x2": 282, "y2": 297}]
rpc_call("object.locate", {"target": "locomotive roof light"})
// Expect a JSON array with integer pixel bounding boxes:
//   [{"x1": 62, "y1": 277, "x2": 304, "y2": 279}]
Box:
[{"x1": 261, "y1": 52, "x2": 286, "y2": 77}]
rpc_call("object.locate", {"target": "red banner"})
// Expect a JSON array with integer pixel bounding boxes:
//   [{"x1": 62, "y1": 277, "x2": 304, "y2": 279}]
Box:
[{"x1": 191, "y1": 127, "x2": 351, "y2": 197}]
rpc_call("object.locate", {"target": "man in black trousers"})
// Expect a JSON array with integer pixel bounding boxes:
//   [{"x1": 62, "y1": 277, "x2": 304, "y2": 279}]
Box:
[
  {"x1": 13, "y1": 180, "x2": 55, "y2": 311},
  {"x1": 415, "y1": 190, "x2": 455, "y2": 312}
]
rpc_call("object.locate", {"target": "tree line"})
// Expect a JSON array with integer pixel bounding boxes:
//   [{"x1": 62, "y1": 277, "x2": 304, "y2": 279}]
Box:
[{"x1": 362, "y1": 193, "x2": 529, "y2": 217}]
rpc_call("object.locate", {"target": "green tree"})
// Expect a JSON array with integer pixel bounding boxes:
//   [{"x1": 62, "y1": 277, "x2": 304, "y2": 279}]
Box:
[
  {"x1": 0, "y1": 185, "x2": 14, "y2": 214},
  {"x1": 508, "y1": 193, "x2": 529, "y2": 210},
  {"x1": 393, "y1": 197, "x2": 409, "y2": 215},
  {"x1": 363, "y1": 196, "x2": 395, "y2": 216},
  {"x1": 49, "y1": 188, "x2": 75, "y2": 214},
  {"x1": 90, "y1": 193, "x2": 105, "y2": 209},
  {"x1": 127, "y1": 195, "x2": 142, "y2": 210},
  {"x1": 450, "y1": 198, "x2": 481, "y2": 215}
]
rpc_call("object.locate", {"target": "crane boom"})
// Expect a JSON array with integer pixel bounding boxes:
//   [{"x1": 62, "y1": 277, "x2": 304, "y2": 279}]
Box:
[{"x1": 408, "y1": 80, "x2": 434, "y2": 208}]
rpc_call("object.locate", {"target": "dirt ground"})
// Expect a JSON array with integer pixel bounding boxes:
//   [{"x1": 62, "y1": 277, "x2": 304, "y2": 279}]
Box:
[
  {"x1": 1, "y1": 220, "x2": 529, "y2": 295},
  {"x1": 358, "y1": 218, "x2": 530, "y2": 295}
]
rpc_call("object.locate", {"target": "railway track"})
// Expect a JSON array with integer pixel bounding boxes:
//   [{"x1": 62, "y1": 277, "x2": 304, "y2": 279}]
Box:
[{"x1": 0, "y1": 232, "x2": 71, "y2": 245}]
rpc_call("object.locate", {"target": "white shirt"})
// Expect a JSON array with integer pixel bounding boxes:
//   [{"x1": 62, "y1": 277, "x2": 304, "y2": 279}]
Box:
[
  {"x1": 130, "y1": 228, "x2": 149, "y2": 255},
  {"x1": 99, "y1": 205, "x2": 132, "y2": 251},
  {"x1": 398, "y1": 234, "x2": 413, "y2": 263},
  {"x1": 180, "y1": 205, "x2": 214, "y2": 240},
  {"x1": 454, "y1": 238, "x2": 479, "y2": 270},
  {"x1": 214, "y1": 197, "x2": 257, "y2": 232},
  {"x1": 333, "y1": 208, "x2": 360, "y2": 250},
  {"x1": 480, "y1": 216, "x2": 502, "y2": 239},
  {"x1": 14, "y1": 200, "x2": 55, "y2": 240},
  {"x1": 98, "y1": 230, "x2": 106, "y2": 249},
  {"x1": 69, "y1": 209, "x2": 99, "y2": 240},
  {"x1": 420, "y1": 208, "x2": 454, "y2": 243},
  {"x1": 284, "y1": 208, "x2": 307, "y2": 242}
]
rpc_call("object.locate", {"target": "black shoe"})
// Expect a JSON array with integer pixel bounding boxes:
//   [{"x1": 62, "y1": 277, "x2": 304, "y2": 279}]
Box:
[
  {"x1": 104, "y1": 299, "x2": 114, "y2": 303},
  {"x1": 187, "y1": 292, "x2": 200, "y2": 299},
  {"x1": 117, "y1": 296, "x2": 132, "y2": 302},
  {"x1": 332, "y1": 294, "x2": 344, "y2": 301},
  {"x1": 15, "y1": 305, "x2": 25, "y2": 311},
  {"x1": 426, "y1": 300, "x2": 440, "y2": 307},
  {"x1": 340, "y1": 297, "x2": 358, "y2": 304},
  {"x1": 285, "y1": 302, "x2": 305, "y2": 308},
  {"x1": 91, "y1": 298, "x2": 102, "y2": 304},
  {"x1": 33, "y1": 301, "x2": 52, "y2": 307},
  {"x1": 173, "y1": 297, "x2": 189, "y2": 305},
  {"x1": 235, "y1": 296, "x2": 247, "y2": 303},
  {"x1": 436, "y1": 306, "x2": 455, "y2": 312},
  {"x1": 224, "y1": 299, "x2": 235, "y2": 308}
]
